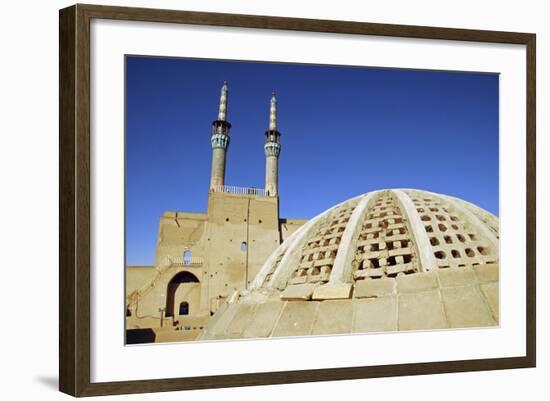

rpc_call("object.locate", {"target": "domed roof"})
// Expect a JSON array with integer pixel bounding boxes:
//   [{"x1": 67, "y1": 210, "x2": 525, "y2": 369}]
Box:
[{"x1": 200, "y1": 189, "x2": 499, "y2": 340}]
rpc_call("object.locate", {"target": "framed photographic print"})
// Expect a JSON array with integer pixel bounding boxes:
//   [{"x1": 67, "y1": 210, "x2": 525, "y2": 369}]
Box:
[{"x1": 59, "y1": 3, "x2": 536, "y2": 397}]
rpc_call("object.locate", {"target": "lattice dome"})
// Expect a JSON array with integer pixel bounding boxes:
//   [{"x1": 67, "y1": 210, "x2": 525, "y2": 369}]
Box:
[{"x1": 200, "y1": 189, "x2": 499, "y2": 340}]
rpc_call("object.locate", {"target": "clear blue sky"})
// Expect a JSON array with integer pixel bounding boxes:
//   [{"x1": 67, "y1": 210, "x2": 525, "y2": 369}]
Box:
[{"x1": 126, "y1": 56, "x2": 499, "y2": 266}]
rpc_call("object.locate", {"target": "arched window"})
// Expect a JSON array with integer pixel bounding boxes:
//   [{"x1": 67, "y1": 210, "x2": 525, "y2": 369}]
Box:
[
  {"x1": 183, "y1": 249, "x2": 192, "y2": 265},
  {"x1": 241, "y1": 241, "x2": 247, "y2": 252},
  {"x1": 179, "y1": 302, "x2": 189, "y2": 316}
]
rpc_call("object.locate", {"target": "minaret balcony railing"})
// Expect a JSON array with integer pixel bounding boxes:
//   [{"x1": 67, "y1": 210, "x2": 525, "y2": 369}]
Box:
[
  {"x1": 212, "y1": 184, "x2": 267, "y2": 197},
  {"x1": 264, "y1": 142, "x2": 281, "y2": 157},
  {"x1": 211, "y1": 133, "x2": 229, "y2": 149}
]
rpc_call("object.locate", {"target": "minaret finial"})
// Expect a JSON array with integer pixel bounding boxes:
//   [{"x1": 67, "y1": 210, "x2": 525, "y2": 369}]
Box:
[
  {"x1": 269, "y1": 90, "x2": 277, "y2": 131},
  {"x1": 217, "y1": 80, "x2": 228, "y2": 121}
]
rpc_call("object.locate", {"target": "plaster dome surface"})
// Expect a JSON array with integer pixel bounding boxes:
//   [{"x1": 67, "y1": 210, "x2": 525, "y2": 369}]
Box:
[{"x1": 200, "y1": 189, "x2": 500, "y2": 340}]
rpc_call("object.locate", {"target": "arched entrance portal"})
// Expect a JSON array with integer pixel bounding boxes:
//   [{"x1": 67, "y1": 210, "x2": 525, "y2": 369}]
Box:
[{"x1": 165, "y1": 271, "x2": 200, "y2": 318}]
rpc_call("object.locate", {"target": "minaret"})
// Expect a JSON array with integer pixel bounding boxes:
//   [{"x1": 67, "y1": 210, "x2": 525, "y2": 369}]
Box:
[
  {"x1": 264, "y1": 91, "x2": 281, "y2": 197},
  {"x1": 209, "y1": 81, "x2": 231, "y2": 191}
]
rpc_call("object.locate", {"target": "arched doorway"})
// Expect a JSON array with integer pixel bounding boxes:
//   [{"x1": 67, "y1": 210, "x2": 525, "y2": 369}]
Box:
[{"x1": 165, "y1": 271, "x2": 200, "y2": 318}]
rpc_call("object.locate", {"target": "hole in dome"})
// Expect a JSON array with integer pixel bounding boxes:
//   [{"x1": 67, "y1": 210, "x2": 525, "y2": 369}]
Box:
[
  {"x1": 369, "y1": 258, "x2": 380, "y2": 268},
  {"x1": 430, "y1": 237, "x2": 440, "y2": 246},
  {"x1": 469, "y1": 233, "x2": 478, "y2": 240},
  {"x1": 438, "y1": 224, "x2": 447, "y2": 232},
  {"x1": 457, "y1": 234, "x2": 466, "y2": 243},
  {"x1": 450, "y1": 215, "x2": 459, "y2": 221},
  {"x1": 444, "y1": 235, "x2": 453, "y2": 244},
  {"x1": 425, "y1": 225, "x2": 434, "y2": 232},
  {"x1": 434, "y1": 251, "x2": 446, "y2": 259},
  {"x1": 421, "y1": 215, "x2": 431, "y2": 221},
  {"x1": 436, "y1": 215, "x2": 446, "y2": 221},
  {"x1": 477, "y1": 246, "x2": 489, "y2": 255},
  {"x1": 451, "y1": 250, "x2": 461, "y2": 258},
  {"x1": 465, "y1": 248, "x2": 475, "y2": 257},
  {"x1": 451, "y1": 224, "x2": 459, "y2": 230}
]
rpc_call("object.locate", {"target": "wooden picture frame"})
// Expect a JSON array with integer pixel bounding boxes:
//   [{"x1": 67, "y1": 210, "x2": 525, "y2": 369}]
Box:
[{"x1": 59, "y1": 3, "x2": 536, "y2": 397}]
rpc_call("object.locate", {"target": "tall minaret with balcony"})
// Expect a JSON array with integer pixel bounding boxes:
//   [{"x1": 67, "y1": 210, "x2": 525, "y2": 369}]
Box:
[
  {"x1": 209, "y1": 81, "x2": 231, "y2": 192},
  {"x1": 264, "y1": 91, "x2": 281, "y2": 197}
]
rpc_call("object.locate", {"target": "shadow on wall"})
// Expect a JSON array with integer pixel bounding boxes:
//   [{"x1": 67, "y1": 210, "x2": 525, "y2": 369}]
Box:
[
  {"x1": 126, "y1": 328, "x2": 156, "y2": 344},
  {"x1": 35, "y1": 376, "x2": 58, "y2": 391}
]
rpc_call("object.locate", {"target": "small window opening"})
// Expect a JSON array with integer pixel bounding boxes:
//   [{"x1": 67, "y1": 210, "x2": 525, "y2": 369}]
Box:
[
  {"x1": 241, "y1": 241, "x2": 247, "y2": 252},
  {"x1": 183, "y1": 249, "x2": 192, "y2": 265},
  {"x1": 179, "y1": 302, "x2": 189, "y2": 316}
]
